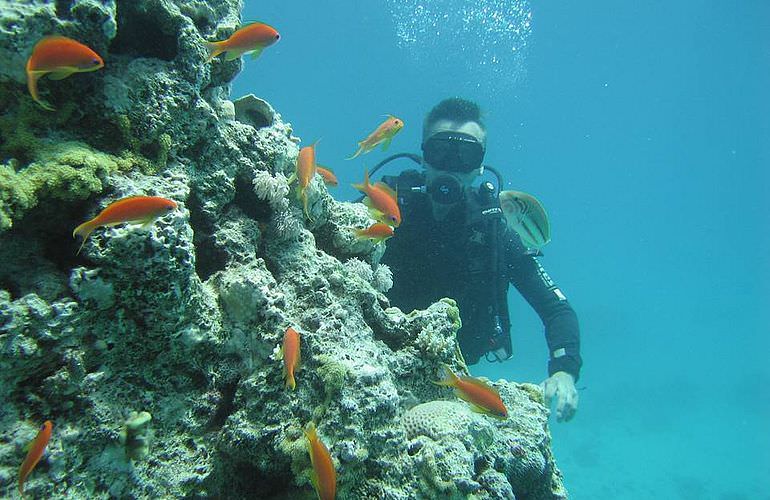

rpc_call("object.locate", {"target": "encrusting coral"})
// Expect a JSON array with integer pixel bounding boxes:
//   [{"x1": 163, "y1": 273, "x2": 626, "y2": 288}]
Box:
[
  {"x1": 0, "y1": 1, "x2": 568, "y2": 498},
  {"x1": 0, "y1": 141, "x2": 158, "y2": 231}
]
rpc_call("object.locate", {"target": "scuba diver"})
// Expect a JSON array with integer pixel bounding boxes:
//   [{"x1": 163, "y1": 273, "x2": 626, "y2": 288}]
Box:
[{"x1": 377, "y1": 98, "x2": 582, "y2": 422}]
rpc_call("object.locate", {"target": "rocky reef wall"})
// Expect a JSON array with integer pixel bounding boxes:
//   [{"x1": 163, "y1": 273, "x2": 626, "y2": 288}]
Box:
[{"x1": 0, "y1": 1, "x2": 567, "y2": 498}]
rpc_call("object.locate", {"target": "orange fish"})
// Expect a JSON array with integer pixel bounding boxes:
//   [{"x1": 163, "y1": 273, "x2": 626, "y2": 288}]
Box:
[
  {"x1": 72, "y1": 196, "x2": 178, "y2": 254},
  {"x1": 304, "y1": 422, "x2": 336, "y2": 500},
  {"x1": 26, "y1": 36, "x2": 104, "y2": 111},
  {"x1": 18, "y1": 420, "x2": 53, "y2": 496},
  {"x1": 434, "y1": 364, "x2": 508, "y2": 418},
  {"x1": 316, "y1": 166, "x2": 338, "y2": 187},
  {"x1": 281, "y1": 327, "x2": 301, "y2": 390},
  {"x1": 296, "y1": 143, "x2": 318, "y2": 220},
  {"x1": 353, "y1": 222, "x2": 394, "y2": 243},
  {"x1": 352, "y1": 170, "x2": 401, "y2": 227},
  {"x1": 347, "y1": 115, "x2": 404, "y2": 159},
  {"x1": 206, "y1": 22, "x2": 280, "y2": 62}
]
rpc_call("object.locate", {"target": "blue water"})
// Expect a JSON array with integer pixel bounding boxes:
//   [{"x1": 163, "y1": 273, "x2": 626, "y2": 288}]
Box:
[{"x1": 234, "y1": 2, "x2": 770, "y2": 498}]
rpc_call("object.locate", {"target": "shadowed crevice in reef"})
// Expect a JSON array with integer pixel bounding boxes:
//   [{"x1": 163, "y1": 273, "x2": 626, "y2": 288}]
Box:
[
  {"x1": 55, "y1": 0, "x2": 73, "y2": 19},
  {"x1": 232, "y1": 173, "x2": 271, "y2": 222},
  {"x1": 0, "y1": 199, "x2": 92, "y2": 301},
  {"x1": 111, "y1": 1, "x2": 178, "y2": 61},
  {"x1": 188, "y1": 188, "x2": 228, "y2": 282},
  {"x1": 206, "y1": 456, "x2": 296, "y2": 498},
  {"x1": 206, "y1": 379, "x2": 239, "y2": 431}
]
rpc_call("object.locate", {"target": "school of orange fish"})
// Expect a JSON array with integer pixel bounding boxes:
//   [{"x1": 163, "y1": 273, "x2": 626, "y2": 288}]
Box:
[{"x1": 18, "y1": 21, "x2": 509, "y2": 500}]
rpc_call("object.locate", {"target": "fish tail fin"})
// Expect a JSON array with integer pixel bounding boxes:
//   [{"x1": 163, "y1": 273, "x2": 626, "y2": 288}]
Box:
[
  {"x1": 432, "y1": 363, "x2": 459, "y2": 387},
  {"x1": 346, "y1": 143, "x2": 363, "y2": 160},
  {"x1": 26, "y1": 70, "x2": 53, "y2": 111},
  {"x1": 352, "y1": 169, "x2": 370, "y2": 193},
  {"x1": 73, "y1": 219, "x2": 98, "y2": 255},
  {"x1": 205, "y1": 41, "x2": 224, "y2": 62},
  {"x1": 285, "y1": 372, "x2": 296, "y2": 390},
  {"x1": 301, "y1": 190, "x2": 313, "y2": 221}
]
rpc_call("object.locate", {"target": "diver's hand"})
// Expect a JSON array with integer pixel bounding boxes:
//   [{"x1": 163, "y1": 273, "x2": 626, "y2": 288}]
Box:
[{"x1": 541, "y1": 371, "x2": 578, "y2": 422}]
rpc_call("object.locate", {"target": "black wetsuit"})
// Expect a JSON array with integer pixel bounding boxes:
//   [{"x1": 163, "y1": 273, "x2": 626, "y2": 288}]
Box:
[{"x1": 381, "y1": 170, "x2": 583, "y2": 380}]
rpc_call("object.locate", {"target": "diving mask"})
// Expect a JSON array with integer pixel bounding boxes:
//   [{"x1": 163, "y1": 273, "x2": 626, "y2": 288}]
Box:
[{"x1": 422, "y1": 131, "x2": 485, "y2": 173}]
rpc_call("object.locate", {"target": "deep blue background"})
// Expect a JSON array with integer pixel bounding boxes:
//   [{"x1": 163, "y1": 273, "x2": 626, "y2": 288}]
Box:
[{"x1": 233, "y1": 1, "x2": 770, "y2": 497}]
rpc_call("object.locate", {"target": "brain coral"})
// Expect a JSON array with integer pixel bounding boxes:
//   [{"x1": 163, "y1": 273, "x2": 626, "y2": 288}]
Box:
[{"x1": 402, "y1": 400, "x2": 476, "y2": 441}]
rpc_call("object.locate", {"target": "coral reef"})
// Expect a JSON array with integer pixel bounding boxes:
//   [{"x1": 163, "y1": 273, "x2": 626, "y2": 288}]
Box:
[{"x1": 0, "y1": 1, "x2": 568, "y2": 498}]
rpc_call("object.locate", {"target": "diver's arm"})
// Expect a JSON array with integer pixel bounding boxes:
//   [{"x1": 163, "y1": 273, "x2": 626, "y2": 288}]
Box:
[{"x1": 505, "y1": 234, "x2": 583, "y2": 381}]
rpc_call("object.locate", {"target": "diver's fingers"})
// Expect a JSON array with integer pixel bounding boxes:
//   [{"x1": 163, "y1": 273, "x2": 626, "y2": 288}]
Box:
[
  {"x1": 543, "y1": 379, "x2": 557, "y2": 404},
  {"x1": 556, "y1": 384, "x2": 579, "y2": 422},
  {"x1": 555, "y1": 388, "x2": 566, "y2": 422}
]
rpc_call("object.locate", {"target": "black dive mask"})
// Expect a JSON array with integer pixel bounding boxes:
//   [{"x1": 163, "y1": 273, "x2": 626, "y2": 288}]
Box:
[
  {"x1": 428, "y1": 174, "x2": 464, "y2": 205},
  {"x1": 422, "y1": 131, "x2": 485, "y2": 173}
]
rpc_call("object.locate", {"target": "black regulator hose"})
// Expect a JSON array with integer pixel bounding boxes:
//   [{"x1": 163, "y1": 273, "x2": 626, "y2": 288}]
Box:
[
  {"x1": 353, "y1": 153, "x2": 423, "y2": 202},
  {"x1": 482, "y1": 165, "x2": 504, "y2": 193}
]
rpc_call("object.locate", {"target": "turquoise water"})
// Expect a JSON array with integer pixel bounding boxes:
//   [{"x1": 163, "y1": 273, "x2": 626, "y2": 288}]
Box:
[{"x1": 234, "y1": 2, "x2": 769, "y2": 498}]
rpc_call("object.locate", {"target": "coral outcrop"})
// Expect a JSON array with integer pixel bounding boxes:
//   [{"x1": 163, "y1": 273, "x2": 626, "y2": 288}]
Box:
[{"x1": 0, "y1": 1, "x2": 567, "y2": 498}]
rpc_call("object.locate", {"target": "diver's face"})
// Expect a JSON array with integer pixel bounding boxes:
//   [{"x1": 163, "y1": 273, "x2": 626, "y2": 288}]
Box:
[{"x1": 422, "y1": 120, "x2": 486, "y2": 185}]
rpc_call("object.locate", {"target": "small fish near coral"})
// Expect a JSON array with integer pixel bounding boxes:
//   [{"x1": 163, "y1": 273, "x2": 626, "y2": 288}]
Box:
[
  {"x1": 291, "y1": 142, "x2": 319, "y2": 220},
  {"x1": 18, "y1": 420, "x2": 53, "y2": 497},
  {"x1": 304, "y1": 422, "x2": 336, "y2": 500},
  {"x1": 347, "y1": 115, "x2": 404, "y2": 160},
  {"x1": 281, "y1": 327, "x2": 301, "y2": 390},
  {"x1": 205, "y1": 22, "x2": 280, "y2": 62},
  {"x1": 26, "y1": 36, "x2": 104, "y2": 111},
  {"x1": 72, "y1": 195, "x2": 178, "y2": 254},
  {"x1": 434, "y1": 363, "x2": 508, "y2": 418},
  {"x1": 353, "y1": 222, "x2": 394, "y2": 243},
  {"x1": 352, "y1": 169, "x2": 401, "y2": 227},
  {"x1": 316, "y1": 165, "x2": 338, "y2": 187}
]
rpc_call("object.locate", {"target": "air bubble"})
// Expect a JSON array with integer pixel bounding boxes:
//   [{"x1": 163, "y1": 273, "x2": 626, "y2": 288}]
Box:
[{"x1": 385, "y1": 0, "x2": 532, "y2": 95}]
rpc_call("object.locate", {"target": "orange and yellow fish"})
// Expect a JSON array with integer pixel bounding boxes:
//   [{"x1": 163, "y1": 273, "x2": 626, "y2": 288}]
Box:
[
  {"x1": 353, "y1": 222, "x2": 394, "y2": 243},
  {"x1": 304, "y1": 422, "x2": 336, "y2": 500},
  {"x1": 316, "y1": 166, "x2": 338, "y2": 187},
  {"x1": 18, "y1": 420, "x2": 53, "y2": 496},
  {"x1": 352, "y1": 170, "x2": 401, "y2": 227},
  {"x1": 206, "y1": 22, "x2": 280, "y2": 62},
  {"x1": 281, "y1": 327, "x2": 301, "y2": 390},
  {"x1": 26, "y1": 36, "x2": 104, "y2": 111},
  {"x1": 347, "y1": 115, "x2": 404, "y2": 159},
  {"x1": 73, "y1": 196, "x2": 178, "y2": 254},
  {"x1": 295, "y1": 143, "x2": 318, "y2": 220},
  {"x1": 434, "y1": 364, "x2": 508, "y2": 418}
]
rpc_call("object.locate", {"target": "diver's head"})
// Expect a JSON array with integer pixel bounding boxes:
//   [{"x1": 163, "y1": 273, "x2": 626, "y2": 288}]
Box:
[{"x1": 421, "y1": 98, "x2": 487, "y2": 205}]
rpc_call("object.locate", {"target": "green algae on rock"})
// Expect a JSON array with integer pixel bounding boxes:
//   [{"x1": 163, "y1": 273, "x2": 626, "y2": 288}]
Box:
[{"x1": 0, "y1": 141, "x2": 157, "y2": 231}]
